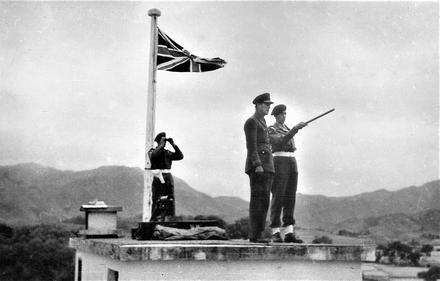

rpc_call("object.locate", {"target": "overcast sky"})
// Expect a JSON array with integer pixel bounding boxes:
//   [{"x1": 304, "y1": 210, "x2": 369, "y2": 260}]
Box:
[{"x1": 1, "y1": 1, "x2": 438, "y2": 200}]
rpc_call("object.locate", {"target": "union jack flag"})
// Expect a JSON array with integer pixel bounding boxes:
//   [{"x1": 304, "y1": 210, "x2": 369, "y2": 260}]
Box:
[{"x1": 156, "y1": 27, "x2": 226, "y2": 72}]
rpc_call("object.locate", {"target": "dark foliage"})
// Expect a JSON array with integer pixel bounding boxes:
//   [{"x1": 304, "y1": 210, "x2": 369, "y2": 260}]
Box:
[
  {"x1": 418, "y1": 265, "x2": 440, "y2": 281},
  {"x1": 312, "y1": 235, "x2": 333, "y2": 244},
  {"x1": 387, "y1": 241, "x2": 413, "y2": 255},
  {"x1": 193, "y1": 215, "x2": 227, "y2": 229},
  {"x1": 337, "y1": 229, "x2": 360, "y2": 237},
  {"x1": 408, "y1": 252, "x2": 421, "y2": 265},
  {"x1": 226, "y1": 217, "x2": 250, "y2": 239},
  {"x1": 408, "y1": 239, "x2": 420, "y2": 247},
  {"x1": 62, "y1": 215, "x2": 84, "y2": 225},
  {"x1": 421, "y1": 233, "x2": 440, "y2": 240},
  {"x1": 0, "y1": 224, "x2": 79, "y2": 281},
  {"x1": 421, "y1": 244, "x2": 434, "y2": 255},
  {"x1": 0, "y1": 223, "x2": 13, "y2": 238},
  {"x1": 387, "y1": 241, "x2": 421, "y2": 265},
  {"x1": 224, "y1": 217, "x2": 274, "y2": 239},
  {"x1": 376, "y1": 240, "x2": 422, "y2": 266}
]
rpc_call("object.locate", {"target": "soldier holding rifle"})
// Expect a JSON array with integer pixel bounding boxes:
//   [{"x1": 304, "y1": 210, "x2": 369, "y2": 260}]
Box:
[
  {"x1": 268, "y1": 106, "x2": 334, "y2": 243},
  {"x1": 268, "y1": 105, "x2": 306, "y2": 243}
]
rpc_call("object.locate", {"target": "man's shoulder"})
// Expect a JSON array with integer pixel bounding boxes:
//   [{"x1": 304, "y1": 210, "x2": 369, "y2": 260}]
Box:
[
  {"x1": 244, "y1": 116, "x2": 258, "y2": 126},
  {"x1": 268, "y1": 122, "x2": 281, "y2": 132},
  {"x1": 245, "y1": 115, "x2": 257, "y2": 122}
]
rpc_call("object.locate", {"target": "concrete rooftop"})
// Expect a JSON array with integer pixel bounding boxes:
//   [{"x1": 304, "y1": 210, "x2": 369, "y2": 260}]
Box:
[{"x1": 69, "y1": 237, "x2": 376, "y2": 263}]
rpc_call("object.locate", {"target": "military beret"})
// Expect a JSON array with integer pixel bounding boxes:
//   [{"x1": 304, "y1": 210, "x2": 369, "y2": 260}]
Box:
[
  {"x1": 271, "y1": 104, "x2": 286, "y2": 116},
  {"x1": 154, "y1": 132, "x2": 166, "y2": 143},
  {"x1": 252, "y1": 93, "x2": 274, "y2": 105}
]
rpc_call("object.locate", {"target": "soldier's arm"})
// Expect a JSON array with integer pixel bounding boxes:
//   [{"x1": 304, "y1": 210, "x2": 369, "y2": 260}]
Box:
[
  {"x1": 244, "y1": 119, "x2": 262, "y2": 169},
  {"x1": 148, "y1": 148, "x2": 158, "y2": 165},
  {"x1": 148, "y1": 149, "x2": 154, "y2": 163},
  {"x1": 170, "y1": 144, "x2": 183, "y2": 161},
  {"x1": 166, "y1": 138, "x2": 183, "y2": 160},
  {"x1": 283, "y1": 127, "x2": 299, "y2": 141},
  {"x1": 270, "y1": 122, "x2": 307, "y2": 144}
]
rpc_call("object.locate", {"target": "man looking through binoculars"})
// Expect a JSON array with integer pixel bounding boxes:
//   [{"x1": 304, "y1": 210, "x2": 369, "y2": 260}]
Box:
[{"x1": 148, "y1": 132, "x2": 184, "y2": 222}]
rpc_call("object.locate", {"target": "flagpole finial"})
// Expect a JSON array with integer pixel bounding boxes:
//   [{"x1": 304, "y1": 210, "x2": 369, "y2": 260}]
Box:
[{"x1": 148, "y1": 8, "x2": 161, "y2": 17}]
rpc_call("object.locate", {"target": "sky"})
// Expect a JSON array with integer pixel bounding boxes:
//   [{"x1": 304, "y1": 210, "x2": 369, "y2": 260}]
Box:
[{"x1": 0, "y1": 1, "x2": 438, "y2": 201}]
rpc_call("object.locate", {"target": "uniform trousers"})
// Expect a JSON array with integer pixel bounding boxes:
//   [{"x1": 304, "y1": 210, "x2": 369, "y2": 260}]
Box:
[
  {"x1": 151, "y1": 173, "x2": 175, "y2": 221},
  {"x1": 248, "y1": 172, "x2": 274, "y2": 239},
  {"x1": 270, "y1": 156, "x2": 298, "y2": 228}
]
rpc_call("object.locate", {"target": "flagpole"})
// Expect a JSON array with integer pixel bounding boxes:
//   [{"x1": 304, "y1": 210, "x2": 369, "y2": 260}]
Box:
[{"x1": 143, "y1": 8, "x2": 161, "y2": 222}]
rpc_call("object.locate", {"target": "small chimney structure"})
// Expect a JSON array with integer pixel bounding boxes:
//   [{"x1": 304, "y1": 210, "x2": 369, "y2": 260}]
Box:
[{"x1": 79, "y1": 200, "x2": 122, "y2": 238}]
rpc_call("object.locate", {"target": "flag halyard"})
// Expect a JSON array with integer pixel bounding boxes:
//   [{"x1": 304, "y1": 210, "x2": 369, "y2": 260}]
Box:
[{"x1": 157, "y1": 27, "x2": 226, "y2": 72}]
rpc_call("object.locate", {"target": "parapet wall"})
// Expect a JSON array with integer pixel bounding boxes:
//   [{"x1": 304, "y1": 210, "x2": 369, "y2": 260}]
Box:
[{"x1": 69, "y1": 238, "x2": 376, "y2": 262}]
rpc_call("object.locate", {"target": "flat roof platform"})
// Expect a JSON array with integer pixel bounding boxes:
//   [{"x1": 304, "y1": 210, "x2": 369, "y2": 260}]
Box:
[{"x1": 69, "y1": 237, "x2": 376, "y2": 262}]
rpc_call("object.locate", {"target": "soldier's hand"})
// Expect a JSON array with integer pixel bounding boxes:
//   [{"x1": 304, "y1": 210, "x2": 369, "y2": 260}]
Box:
[
  {"x1": 295, "y1": 122, "x2": 307, "y2": 130},
  {"x1": 255, "y1": 166, "x2": 264, "y2": 173},
  {"x1": 167, "y1": 138, "x2": 175, "y2": 146}
]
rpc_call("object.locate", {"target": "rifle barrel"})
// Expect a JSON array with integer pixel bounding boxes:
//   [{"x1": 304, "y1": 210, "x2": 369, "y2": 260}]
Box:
[{"x1": 305, "y1": 108, "x2": 335, "y2": 124}]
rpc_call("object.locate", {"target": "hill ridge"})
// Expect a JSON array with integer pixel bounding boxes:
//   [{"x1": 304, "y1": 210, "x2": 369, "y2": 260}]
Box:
[{"x1": 0, "y1": 163, "x2": 438, "y2": 234}]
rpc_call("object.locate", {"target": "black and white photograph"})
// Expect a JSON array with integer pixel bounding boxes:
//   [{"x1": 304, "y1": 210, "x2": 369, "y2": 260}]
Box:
[{"x1": 0, "y1": 1, "x2": 439, "y2": 280}]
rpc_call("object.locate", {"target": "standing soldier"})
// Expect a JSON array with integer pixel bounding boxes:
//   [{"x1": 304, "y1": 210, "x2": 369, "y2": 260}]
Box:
[
  {"x1": 244, "y1": 93, "x2": 274, "y2": 243},
  {"x1": 148, "y1": 132, "x2": 184, "y2": 222},
  {"x1": 268, "y1": 104, "x2": 306, "y2": 243}
]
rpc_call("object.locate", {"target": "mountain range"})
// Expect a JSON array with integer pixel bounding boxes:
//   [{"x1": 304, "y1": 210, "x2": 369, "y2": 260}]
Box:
[
  {"x1": 0, "y1": 163, "x2": 248, "y2": 224},
  {"x1": 295, "y1": 181, "x2": 439, "y2": 229},
  {"x1": 0, "y1": 163, "x2": 438, "y2": 242}
]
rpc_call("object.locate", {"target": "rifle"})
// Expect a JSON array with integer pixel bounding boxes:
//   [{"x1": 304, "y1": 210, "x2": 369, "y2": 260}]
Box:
[{"x1": 305, "y1": 108, "x2": 335, "y2": 125}]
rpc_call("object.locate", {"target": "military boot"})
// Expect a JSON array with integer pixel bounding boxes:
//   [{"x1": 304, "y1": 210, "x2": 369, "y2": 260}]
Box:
[
  {"x1": 270, "y1": 232, "x2": 283, "y2": 243},
  {"x1": 249, "y1": 237, "x2": 270, "y2": 243},
  {"x1": 284, "y1": 232, "x2": 304, "y2": 243}
]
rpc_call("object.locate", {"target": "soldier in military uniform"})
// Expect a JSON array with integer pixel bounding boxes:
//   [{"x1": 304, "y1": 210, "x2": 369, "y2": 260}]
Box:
[
  {"x1": 268, "y1": 104, "x2": 306, "y2": 243},
  {"x1": 148, "y1": 132, "x2": 184, "y2": 222},
  {"x1": 244, "y1": 93, "x2": 275, "y2": 243}
]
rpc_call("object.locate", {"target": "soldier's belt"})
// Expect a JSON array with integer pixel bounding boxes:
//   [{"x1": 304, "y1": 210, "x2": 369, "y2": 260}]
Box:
[
  {"x1": 156, "y1": 169, "x2": 171, "y2": 173},
  {"x1": 151, "y1": 169, "x2": 171, "y2": 184},
  {"x1": 273, "y1": 151, "x2": 295, "y2": 157},
  {"x1": 151, "y1": 169, "x2": 171, "y2": 174}
]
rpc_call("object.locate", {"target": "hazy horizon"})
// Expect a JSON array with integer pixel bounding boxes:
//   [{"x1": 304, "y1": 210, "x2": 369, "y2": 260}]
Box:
[
  {"x1": 1, "y1": 1, "x2": 438, "y2": 201},
  {"x1": 3, "y1": 161, "x2": 439, "y2": 199}
]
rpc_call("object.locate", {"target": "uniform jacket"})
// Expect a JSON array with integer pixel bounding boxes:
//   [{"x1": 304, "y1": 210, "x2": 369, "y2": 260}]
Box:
[
  {"x1": 149, "y1": 145, "x2": 183, "y2": 170},
  {"x1": 268, "y1": 122, "x2": 297, "y2": 152},
  {"x1": 269, "y1": 122, "x2": 299, "y2": 174},
  {"x1": 244, "y1": 115, "x2": 275, "y2": 174}
]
